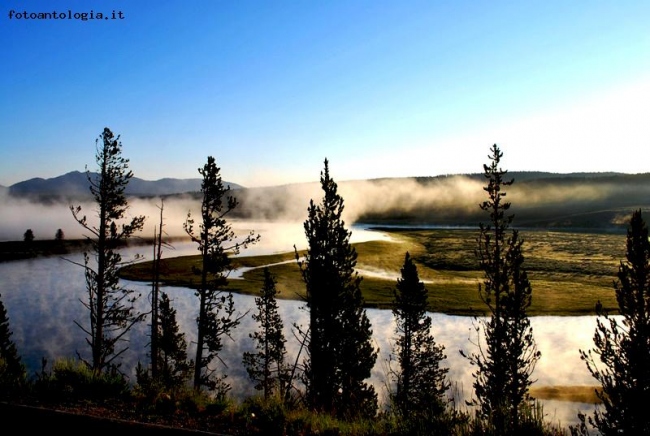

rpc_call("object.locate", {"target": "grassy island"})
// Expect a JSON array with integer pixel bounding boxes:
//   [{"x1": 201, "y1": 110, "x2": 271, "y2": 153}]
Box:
[{"x1": 119, "y1": 228, "x2": 624, "y2": 317}]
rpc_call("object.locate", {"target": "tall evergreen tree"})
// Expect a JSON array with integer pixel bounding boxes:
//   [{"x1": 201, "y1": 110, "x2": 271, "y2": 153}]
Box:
[
  {"x1": 296, "y1": 158, "x2": 378, "y2": 418},
  {"x1": 0, "y1": 293, "x2": 25, "y2": 397},
  {"x1": 143, "y1": 198, "x2": 188, "y2": 388},
  {"x1": 184, "y1": 155, "x2": 259, "y2": 393},
  {"x1": 157, "y1": 292, "x2": 192, "y2": 389},
  {"x1": 243, "y1": 267, "x2": 290, "y2": 401},
  {"x1": 461, "y1": 144, "x2": 540, "y2": 434},
  {"x1": 575, "y1": 210, "x2": 650, "y2": 435},
  {"x1": 392, "y1": 252, "x2": 449, "y2": 417},
  {"x1": 70, "y1": 127, "x2": 146, "y2": 374}
]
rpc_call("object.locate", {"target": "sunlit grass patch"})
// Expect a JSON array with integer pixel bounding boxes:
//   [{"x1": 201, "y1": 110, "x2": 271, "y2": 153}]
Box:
[
  {"x1": 530, "y1": 385, "x2": 602, "y2": 404},
  {"x1": 119, "y1": 227, "x2": 627, "y2": 316},
  {"x1": 529, "y1": 278, "x2": 617, "y2": 315}
]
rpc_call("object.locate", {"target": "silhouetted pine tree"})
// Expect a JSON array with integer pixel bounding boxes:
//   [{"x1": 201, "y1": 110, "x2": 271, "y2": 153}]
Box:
[
  {"x1": 70, "y1": 127, "x2": 146, "y2": 375},
  {"x1": 135, "y1": 200, "x2": 190, "y2": 391},
  {"x1": 0, "y1": 293, "x2": 25, "y2": 397},
  {"x1": 23, "y1": 229, "x2": 34, "y2": 242},
  {"x1": 243, "y1": 267, "x2": 290, "y2": 401},
  {"x1": 184, "y1": 155, "x2": 259, "y2": 393},
  {"x1": 296, "y1": 158, "x2": 378, "y2": 419},
  {"x1": 392, "y1": 252, "x2": 449, "y2": 418},
  {"x1": 575, "y1": 210, "x2": 650, "y2": 435},
  {"x1": 461, "y1": 144, "x2": 540, "y2": 434},
  {"x1": 157, "y1": 292, "x2": 192, "y2": 389},
  {"x1": 149, "y1": 199, "x2": 173, "y2": 380}
]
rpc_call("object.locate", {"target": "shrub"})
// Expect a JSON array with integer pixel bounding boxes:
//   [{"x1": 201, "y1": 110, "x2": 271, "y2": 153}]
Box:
[
  {"x1": 0, "y1": 357, "x2": 27, "y2": 401},
  {"x1": 34, "y1": 358, "x2": 130, "y2": 403},
  {"x1": 240, "y1": 396, "x2": 288, "y2": 436}
]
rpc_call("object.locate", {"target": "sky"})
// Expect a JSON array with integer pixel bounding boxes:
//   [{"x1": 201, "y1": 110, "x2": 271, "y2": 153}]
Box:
[{"x1": 2, "y1": 1, "x2": 650, "y2": 188}]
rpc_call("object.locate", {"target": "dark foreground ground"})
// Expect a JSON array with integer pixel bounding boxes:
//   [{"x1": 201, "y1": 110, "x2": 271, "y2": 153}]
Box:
[{"x1": 0, "y1": 403, "x2": 229, "y2": 435}]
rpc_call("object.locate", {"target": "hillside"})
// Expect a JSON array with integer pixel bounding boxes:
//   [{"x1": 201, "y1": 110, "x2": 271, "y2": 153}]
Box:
[{"x1": 6, "y1": 171, "x2": 242, "y2": 201}]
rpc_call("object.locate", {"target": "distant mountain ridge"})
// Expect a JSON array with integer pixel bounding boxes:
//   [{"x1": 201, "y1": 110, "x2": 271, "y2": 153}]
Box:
[
  {"x1": 7, "y1": 171, "x2": 243, "y2": 200},
  {"x1": 414, "y1": 171, "x2": 625, "y2": 183},
  {"x1": 4, "y1": 170, "x2": 650, "y2": 232},
  {"x1": 4, "y1": 170, "x2": 637, "y2": 202}
]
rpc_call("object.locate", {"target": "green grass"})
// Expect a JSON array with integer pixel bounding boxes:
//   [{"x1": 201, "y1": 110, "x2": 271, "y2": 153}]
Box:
[{"x1": 119, "y1": 228, "x2": 625, "y2": 316}]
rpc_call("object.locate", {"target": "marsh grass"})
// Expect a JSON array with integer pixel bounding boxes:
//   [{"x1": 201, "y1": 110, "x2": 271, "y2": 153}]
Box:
[{"x1": 119, "y1": 228, "x2": 624, "y2": 316}]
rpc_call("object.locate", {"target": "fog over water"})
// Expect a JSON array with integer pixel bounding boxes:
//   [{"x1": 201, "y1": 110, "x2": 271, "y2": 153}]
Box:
[
  {"x1": 1, "y1": 172, "x2": 637, "y2": 242},
  {"x1": 0, "y1": 222, "x2": 607, "y2": 430},
  {"x1": 0, "y1": 193, "x2": 201, "y2": 241}
]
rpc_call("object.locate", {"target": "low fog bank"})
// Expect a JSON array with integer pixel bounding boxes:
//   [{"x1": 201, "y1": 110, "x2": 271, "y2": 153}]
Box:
[
  {"x1": 234, "y1": 174, "x2": 650, "y2": 228},
  {"x1": 0, "y1": 191, "x2": 201, "y2": 241},
  {"x1": 2, "y1": 174, "x2": 649, "y2": 241}
]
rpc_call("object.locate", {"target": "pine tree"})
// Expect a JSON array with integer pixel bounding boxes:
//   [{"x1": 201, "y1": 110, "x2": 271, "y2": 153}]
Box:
[
  {"x1": 296, "y1": 158, "x2": 378, "y2": 419},
  {"x1": 23, "y1": 229, "x2": 34, "y2": 242},
  {"x1": 242, "y1": 267, "x2": 290, "y2": 401},
  {"x1": 70, "y1": 127, "x2": 146, "y2": 374},
  {"x1": 158, "y1": 292, "x2": 192, "y2": 389},
  {"x1": 184, "y1": 155, "x2": 259, "y2": 393},
  {"x1": 392, "y1": 252, "x2": 449, "y2": 417},
  {"x1": 0, "y1": 293, "x2": 25, "y2": 397},
  {"x1": 143, "y1": 198, "x2": 189, "y2": 388},
  {"x1": 461, "y1": 144, "x2": 540, "y2": 434},
  {"x1": 576, "y1": 210, "x2": 650, "y2": 435},
  {"x1": 55, "y1": 228, "x2": 65, "y2": 241}
]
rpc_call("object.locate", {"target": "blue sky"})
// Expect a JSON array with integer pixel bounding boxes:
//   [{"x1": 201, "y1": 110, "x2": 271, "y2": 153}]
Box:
[{"x1": 2, "y1": 1, "x2": 650, "y2": 187}]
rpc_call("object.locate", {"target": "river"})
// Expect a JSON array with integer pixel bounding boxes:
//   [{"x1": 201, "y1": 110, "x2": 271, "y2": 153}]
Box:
[{"x1": 0, "y1": 222, "x2": 602, "y2": 430}]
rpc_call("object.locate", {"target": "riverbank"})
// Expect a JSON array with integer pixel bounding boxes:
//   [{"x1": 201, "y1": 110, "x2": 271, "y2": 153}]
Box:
[
  {"x1": 0, "y1": 239, "x2": 92, "y2": 261},
  {"x1": 0, "y1": 236, "x2": 191, "y2": 262}
]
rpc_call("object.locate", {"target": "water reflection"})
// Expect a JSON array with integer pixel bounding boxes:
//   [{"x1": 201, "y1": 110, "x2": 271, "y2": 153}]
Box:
[{"x1": 0, "y1": 225, "x2": 601, "y2": 429}]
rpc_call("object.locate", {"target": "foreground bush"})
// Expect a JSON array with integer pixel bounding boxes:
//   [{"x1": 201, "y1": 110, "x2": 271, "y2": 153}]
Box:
[
  {"x1": 9, "y1": 366, "x2": 572, "y2": 436},
  {"x1": 32, "y1": 358, "x2": 130, "y2": 403},
  {"x1": 0, "y1": 357, "x2": 27, "y2": 401}
]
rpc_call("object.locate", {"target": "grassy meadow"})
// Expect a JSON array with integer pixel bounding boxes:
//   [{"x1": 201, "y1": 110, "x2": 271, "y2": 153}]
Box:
[{"x1": 119, "y1": 227, "x2": 626, "y2": 317}]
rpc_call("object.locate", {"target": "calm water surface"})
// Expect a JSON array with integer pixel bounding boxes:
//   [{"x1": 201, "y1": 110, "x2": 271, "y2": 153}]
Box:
[{"x1": 0, "y1": 224, "x2": 602, "y2": 429}]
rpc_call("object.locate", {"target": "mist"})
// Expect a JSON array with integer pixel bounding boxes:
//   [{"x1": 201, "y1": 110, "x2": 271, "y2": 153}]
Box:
[
  {"x1": 2, "y1": 173, "x2": 647, "y2": 242},
  {"x1": 231, "y1": 174, "x2": 638, "y2": 228},
  {"x1": 0, "y1": 192, "x2": 213, "y2": 242}
]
